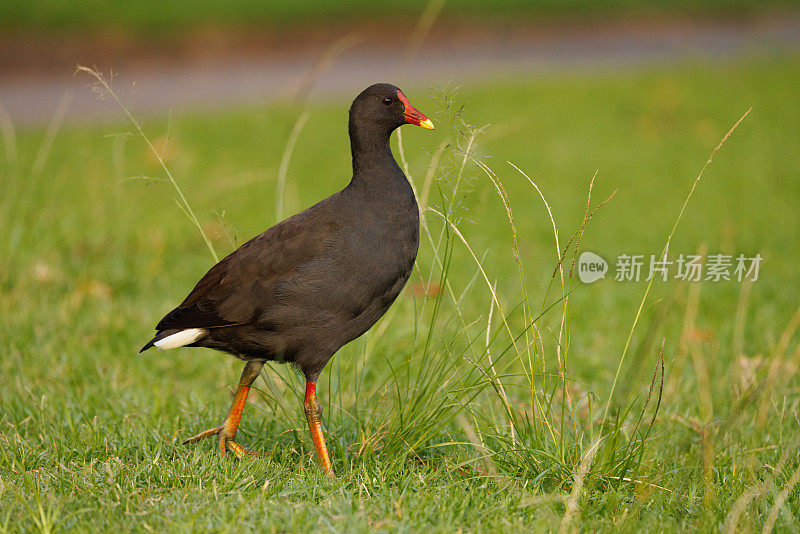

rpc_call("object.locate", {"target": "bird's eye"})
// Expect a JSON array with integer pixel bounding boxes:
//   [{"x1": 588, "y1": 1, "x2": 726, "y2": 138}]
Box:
[{"x1": 382, "y1": 98, "x2": 393, "y2": 105}]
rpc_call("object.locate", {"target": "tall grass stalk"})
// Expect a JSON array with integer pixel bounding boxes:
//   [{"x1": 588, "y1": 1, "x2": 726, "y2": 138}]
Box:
[
  {"x1": 403, "y1": 0, "x2": 446, "y2": 66},
  {"x1": 602, "y1": 107, "x2": 751, "y2": 426},
  {"x1": 763, "y1": 461, "x2": 800, "y2": 534},
  {"x1": 76, "y1": 65, "x2": 219, "y2": 263},
  {"x1": 724, "y1": 435, "x2": 800, "y2": 533},
  {"x1": 0, "y1": 99, "x2": 17, "y2": 172},
  {"x1": 274, "y1": 111, "x2": 310, "y2": 222},
  {"x1": 396, "y1": 99, "x2": 645, "y2": 496},
  {"x1": 1, "y1": 91, "x2": 72, "y2": 268},
  {"x1": 559, "y1": 436, "x2": 602, "y2": 533}
]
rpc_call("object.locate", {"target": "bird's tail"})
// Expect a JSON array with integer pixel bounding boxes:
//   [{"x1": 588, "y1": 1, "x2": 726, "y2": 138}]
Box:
[
  {"x1": 139, "y1": 328, "x2": 207, "y2": 352},
  {"x1": 140, "y1": 337, "x2": 158, "y2": 353}
]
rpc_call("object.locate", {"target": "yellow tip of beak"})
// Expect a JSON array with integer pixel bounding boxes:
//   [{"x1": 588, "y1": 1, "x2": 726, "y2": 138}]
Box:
[{"x1": 419, "y1": 118, "x2": 435, "y2": 130}]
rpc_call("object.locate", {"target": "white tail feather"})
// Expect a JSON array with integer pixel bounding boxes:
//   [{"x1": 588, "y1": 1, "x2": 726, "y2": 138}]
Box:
[{"x1": 154, "y1": 328, "x2": 207, "y2": 350}]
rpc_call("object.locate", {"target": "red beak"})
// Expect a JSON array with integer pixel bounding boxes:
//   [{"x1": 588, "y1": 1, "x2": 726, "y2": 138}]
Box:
[{"x1": 397, "y1": 90, "x2": 434, "y2": 130}]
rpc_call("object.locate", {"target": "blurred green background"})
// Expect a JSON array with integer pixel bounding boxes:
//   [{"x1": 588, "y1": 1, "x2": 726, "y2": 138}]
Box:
[{"x1": 3, "y1": 0, "x2": 797, "y2": 33}]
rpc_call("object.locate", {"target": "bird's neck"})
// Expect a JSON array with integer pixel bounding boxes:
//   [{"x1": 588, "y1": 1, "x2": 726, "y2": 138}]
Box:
[{"x1": 349, "y1": 124, "x2": 401, "y2": 179}]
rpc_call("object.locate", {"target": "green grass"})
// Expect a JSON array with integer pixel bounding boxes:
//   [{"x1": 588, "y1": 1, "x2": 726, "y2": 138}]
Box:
[
  {"x1": 2, "y1": 53, "x2": 800, "y2": 531},
  {"x1": 2, "y1": 0, "x2": 795, "y2": 34}
]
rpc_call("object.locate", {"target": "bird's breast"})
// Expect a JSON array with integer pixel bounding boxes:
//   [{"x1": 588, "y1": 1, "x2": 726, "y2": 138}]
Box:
[{"x1": 337, "y1": 200, "x2": 419, "y2": 312}]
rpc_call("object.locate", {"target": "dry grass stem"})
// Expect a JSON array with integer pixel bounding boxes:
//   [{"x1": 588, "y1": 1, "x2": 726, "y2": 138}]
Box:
[
  {"x1": 275, "y1": 111, "x2": 310, "y2": 221},
  {"x1": 559, "y1": 437, "x2": 602, "y2": 534},
  {"x1": 75, "y1": 65, "x2": 220, "y2": 263},
  {"x1": 602, "y1": 107, "x2": 752, "y2": 427}
]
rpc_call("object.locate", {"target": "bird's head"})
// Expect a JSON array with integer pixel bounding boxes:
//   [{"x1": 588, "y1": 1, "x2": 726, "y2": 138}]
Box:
[{"x1": 349, "y1": 83, "x2": 434, "y2": 135}]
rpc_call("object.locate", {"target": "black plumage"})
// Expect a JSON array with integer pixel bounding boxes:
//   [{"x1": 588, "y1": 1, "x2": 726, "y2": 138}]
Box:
[{"x1": 140, "y1": 83, "x2": 434, "y2": 469}]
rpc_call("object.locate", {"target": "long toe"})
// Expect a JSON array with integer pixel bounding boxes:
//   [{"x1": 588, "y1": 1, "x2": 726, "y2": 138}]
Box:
[
  {"x1": 224, "y1": 439, "x2": 263, "y2": 459},
  {"x1": 182, "y1": 425, "x2": 261, "y2": 459},
  {"x1": 182, "y1": 425, "x2": 224, "y2": 445}
]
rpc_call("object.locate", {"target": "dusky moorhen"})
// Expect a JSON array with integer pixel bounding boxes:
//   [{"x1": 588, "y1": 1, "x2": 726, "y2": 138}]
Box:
[{"x1": 141, "y1": 83, "x2": 434, "y2": 472}]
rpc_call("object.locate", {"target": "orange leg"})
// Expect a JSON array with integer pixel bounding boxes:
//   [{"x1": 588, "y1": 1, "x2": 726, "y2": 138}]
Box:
[
  {"x1": 183, "y1": 360, "x2": 264, "y2": 458},
  {"x1": 304, "y1": 381, "x2": 332, "y2": 473}
]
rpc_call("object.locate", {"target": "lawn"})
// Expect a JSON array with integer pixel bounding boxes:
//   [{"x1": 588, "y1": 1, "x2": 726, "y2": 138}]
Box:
[{"x1": 2, "y1": 53, "x2": 800, "y2": 531}]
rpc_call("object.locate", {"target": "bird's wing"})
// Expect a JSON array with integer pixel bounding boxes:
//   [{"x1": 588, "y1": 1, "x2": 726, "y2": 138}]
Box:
[{"x1": 155, "y1": 200, "x2": 341, "y2": 332}]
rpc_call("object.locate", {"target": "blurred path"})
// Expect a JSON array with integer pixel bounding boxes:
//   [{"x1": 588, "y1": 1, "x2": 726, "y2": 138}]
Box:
[{"x1": 1, "y1": 14, "x2": 799, "y2": 126}]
